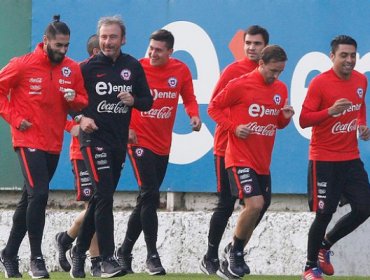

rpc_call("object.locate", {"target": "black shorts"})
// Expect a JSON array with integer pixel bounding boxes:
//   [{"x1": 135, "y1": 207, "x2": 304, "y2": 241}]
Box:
[
  {"x1": 227, "y1": 166, "x2": 271, "y2": 201},
  {"x1": 71, "y1": 159, "x2": 93, "y2": 201},
  {"x1": 308, "y1": 159, "x2": 370, "y2": 213}
]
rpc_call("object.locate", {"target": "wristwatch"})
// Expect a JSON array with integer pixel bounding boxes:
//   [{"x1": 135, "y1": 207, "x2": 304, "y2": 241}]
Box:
[{"x1": 74, "y1": 114, "x2": 84, "y2": 124}]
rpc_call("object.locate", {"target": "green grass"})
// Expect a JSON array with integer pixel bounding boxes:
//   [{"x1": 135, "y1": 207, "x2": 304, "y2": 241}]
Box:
[{"x1": 1, "y1": 273, "x2": 368, "y2": 279}]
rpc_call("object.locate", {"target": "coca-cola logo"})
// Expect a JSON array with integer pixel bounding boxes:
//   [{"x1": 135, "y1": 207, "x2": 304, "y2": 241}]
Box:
[
  {"x1": 245, "y1": 122, "x2": 276, "y2": 136},
  {"x1": 141, "y1": 106, "x2": 173, "y2": 119},
  {"x1": 97, "y1": 100, "x2": 129, "y2": 114},
  {"x1": 79, "y1": 170, "x2": 89, "y2": 176},
  {"x1": 331, "y1": 119, "x2": 357, "y2": 134}
]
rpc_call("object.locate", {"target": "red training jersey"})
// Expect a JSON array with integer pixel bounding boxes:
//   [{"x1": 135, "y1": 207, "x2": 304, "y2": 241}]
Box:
[
  {"x1": 130, "y1": 57, "x2": 199, "y2": 155},
  {"x1": 300, "y1": 68, "x2": 367, "y2": 161},
  {"x1": 0, "y1": 43, "x2": 88, "y2": 153},
  {"x1": 208, "y1": 69, "x2": 290, "y2": 174},
  {"x1": 211, "y1": 57, "x2": 258, "y2": 156}
]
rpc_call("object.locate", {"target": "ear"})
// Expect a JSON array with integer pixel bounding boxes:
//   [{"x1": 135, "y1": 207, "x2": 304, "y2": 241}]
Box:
[
  {"x1": 121, "y1": 36, "x2": 126, "y2": 46},
  {"x1": 168, "y1": 48, "x2": 174, "y2": 56},
  {"x1": 329, "y1": 51, "x2": 335, "y2": 62},
  {"x1": 43, "y1": 35, "x2": 48, "y2": 46}
]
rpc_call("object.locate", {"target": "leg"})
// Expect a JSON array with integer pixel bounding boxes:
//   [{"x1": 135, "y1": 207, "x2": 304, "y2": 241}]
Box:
[
  {"x1": 325, "y1": 159, "x2": 370, "y2": 246},
  {"x1": 206, "y1": 156, "x2": 236, "y2": 260},
  {"x1": 303, "y1": 161, "x2": 342, "y2": 279},
  {"x1": 0, "y1": 185, "x2": 28, "y2": 278},
  {"x1": 3, "y1": 186, "x2": 29, "y2": 258},
  {"x1": 233, "y1": 196, "x2": 265, "y2": 249},
  {"x1": 221, "y1": 167, "x2": 267, "y2": 278},
  {"x1": 72, "y1": 146, "x2": 124, "y2": 278},
  {"x1": 126, "y1": 146, "x2": 167, "y2": 275}
]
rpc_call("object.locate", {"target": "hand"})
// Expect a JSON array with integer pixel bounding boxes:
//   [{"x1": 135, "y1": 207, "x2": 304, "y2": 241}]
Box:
[
  {"x1": 235, "y1": 124, "x2": 251, "y2": 139},
  {"x1": 64, "y1": 88, "x2": 76, "y2": 102},
  {"x1": 117, "y1": 91, "x2": 134, "y2": 106},
  {"x1": 128, "y1": 129, "x2": 138, "y2": 144},
  {"x1": 358, "y1": 125, "x2": 370, "y2": 141},
  {"x1": 328, "y1": 98, "x2": 352, "y2": 116},
  {"x1": 281, "y1": 99, "x2": 295, "y2": 119},
  {"x1": 80, "y1": 116, "x2": 98, "y2": 133},
  {"x1": 70, "y1": 125, "x2": 80, "y2": 137},
  {"x1": 18, "y1": 119, "x2": 32, "y2": 131},
  {"x1": 190, "y1": 116, "x2": 202, "y2": 131}
]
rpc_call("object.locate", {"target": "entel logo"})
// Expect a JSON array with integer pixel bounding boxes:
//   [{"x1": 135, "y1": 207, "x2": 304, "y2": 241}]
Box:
[
  {"x1": 249, "y1": 104, "x2": 280, "y2": 117},
  {"x1": 96, "y1": 81, "x2": 132, "y2": 95},
  {"x1": 151, "y1": 89, "x2": 177, "y2": 100}
]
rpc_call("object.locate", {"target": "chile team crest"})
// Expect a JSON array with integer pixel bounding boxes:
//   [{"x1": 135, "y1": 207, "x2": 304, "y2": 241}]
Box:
[
  {"x1": 273, "y1": 94, "x2": 282, "y2": 105},
  {"x1": 168, "y1": 77, "x2": 177, "y2": 88},
  {"x1": 120, "y1": 69, "x2": 131, "y2": 81},
  {"x1": 357, "y1": 88, "x2": 364, "y2": 98},
  {"x1": 61, "y1": 67, "x2": 71, "y2": 77}
]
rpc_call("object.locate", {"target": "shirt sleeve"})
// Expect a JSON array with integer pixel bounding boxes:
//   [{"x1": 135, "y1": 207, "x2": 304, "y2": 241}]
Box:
[
  {"x1": 299, "y1": 78, "x2": 331, "y2": 128},
  {"x1": 208, "y1": 82, "x2": 239, "y2": 133},
  {"x1": 0, "y1": 58, "x2": 25, "y2": 128},
  {"x1": 64, "y1": 120, "x2": 75, "y2": 132},
  {"x1": 299, "y1": 106, "x2": 330, "y2": 128},
  {"x1": 358, "y1": 80, "x2": 367, "y2": 126},
  {"x1": 132, "y1": 62, "x2": 153, "y2": 111},
  {"x1": 180, "y1": 66, "x2": 199, "y2": 118},
  {"x1": 67, "y1": 65, "x2": 89, "y2": 112}
]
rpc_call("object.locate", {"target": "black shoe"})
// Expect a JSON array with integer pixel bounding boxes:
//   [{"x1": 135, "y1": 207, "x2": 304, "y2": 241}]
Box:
[
  {"x1": 54, "y1": 232, "x2": 72, "y2": 272},
  {"x1": 146, "y1": 254, "x2": 166, "y2": 275},
  {"x1": 242, "y1": 252, "x2": 250, "y2": 275},
  {"x1": 90, "y1": 256, "x2": 102, "y2": 277},
  {"x1": 224, "y1": 245, "x2": 244, "y2": 278},
  {"x1": 223, "y1": 243, "x2": 250, "y2": 275},
  {"x1": 0, "y1": 249, "x2": 22, "y2": 278},
  {"x1": 216, "y1": 259, "x2": 240, "y2": 280},
  {"x1": 114, "y1": 249, "x2": 134, "y2": 274},
  {"x1": 67, "y1": 246, "x2": 86, "y2": 278},
  {"x1": 199, "y1": 255, "x2": 219, "y2": 275},
  {"x1": 101, "y1": 257, "x2": 126, "y2": 278},
  {"x1": 29, "y1": 256, "x2": 49, "y2": 279}
]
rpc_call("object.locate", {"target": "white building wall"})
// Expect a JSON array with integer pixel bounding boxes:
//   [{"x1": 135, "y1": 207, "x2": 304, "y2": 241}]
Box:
[{"x1": 0, "y1": 192, "x2": 369, "y2": 276}]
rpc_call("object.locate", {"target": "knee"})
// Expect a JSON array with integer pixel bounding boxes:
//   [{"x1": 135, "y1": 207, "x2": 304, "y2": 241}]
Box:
[
  {"x1": 244, "y1": 197, "x2": 265, "y2": 214},
  {"x1": 315, "y1": 212, "x2": 333, "y2": 225},
  {"x1": 215, "y1": 197, "x2": 236, "y2": 218},
  {"x1": 139, "y1": 188, "x2": 160, "y2": 203},
  {"x1": 29, "y1": 192, "x2": 49, "y2": 206}
]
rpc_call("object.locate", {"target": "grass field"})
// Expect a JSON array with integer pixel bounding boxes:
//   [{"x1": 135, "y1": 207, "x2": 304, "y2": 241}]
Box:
[{"x1": 0, "y1": 273, "x2": 367, "y2": 279}]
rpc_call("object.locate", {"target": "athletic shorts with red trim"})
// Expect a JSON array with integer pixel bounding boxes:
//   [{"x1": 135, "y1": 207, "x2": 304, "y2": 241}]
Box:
[
  {"x1": 308, "y1": 159, "x2": 370, "y2": 213},
  {"x1": 227, "y1": 166, "x2": 271, "y2": 200}
]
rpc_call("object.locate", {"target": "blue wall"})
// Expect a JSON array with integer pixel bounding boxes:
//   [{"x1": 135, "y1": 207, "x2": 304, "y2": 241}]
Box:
[{"x1": 32, "y1": 0, "x2": 370, "y2": 193}]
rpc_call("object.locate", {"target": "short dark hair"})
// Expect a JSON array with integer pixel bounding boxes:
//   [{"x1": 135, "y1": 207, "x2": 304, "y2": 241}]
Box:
[
  {"x1": 261, "y1": 45, "x2": 287, "y2": 64},
  {"x1": 44, "y1": 15, "x2": 70, "y2": 39},
  {"x1": 244, "y1": 25, "x2": 269, "y2": 45},
  {"x1": 150, "y1": 29, "x2": 174, "y2": 49},
  {"x1": 86, "y1": 34, "x2": 99, "y2": 56},
  {"x1": 331, "y1": 35, "x2": 357, "y2": 54}
]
